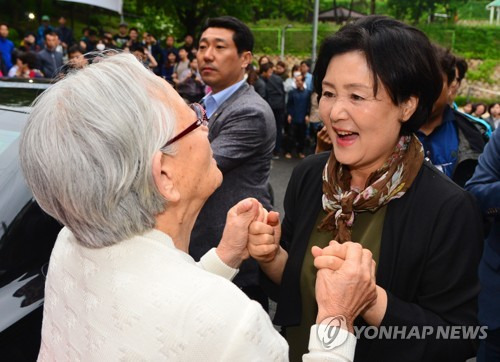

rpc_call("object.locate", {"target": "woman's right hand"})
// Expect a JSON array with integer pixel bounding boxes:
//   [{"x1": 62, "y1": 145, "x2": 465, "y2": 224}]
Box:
[{"x1": 248, "y1": 211, "x2": 281, "y2": 263}]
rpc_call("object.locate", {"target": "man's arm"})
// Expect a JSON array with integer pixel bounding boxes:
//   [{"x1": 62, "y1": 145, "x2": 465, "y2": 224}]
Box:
[
  {"x1": 210, "y1": 106, "x2": 273, "y2": 173},
  {"x1": 465, "y1": 129, "x2": 500, "y2": 214}
]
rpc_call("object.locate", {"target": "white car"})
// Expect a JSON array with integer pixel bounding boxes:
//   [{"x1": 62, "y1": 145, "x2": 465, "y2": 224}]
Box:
[{"x1": 0, "y1": 79, "x2": 62, "y2": 359}]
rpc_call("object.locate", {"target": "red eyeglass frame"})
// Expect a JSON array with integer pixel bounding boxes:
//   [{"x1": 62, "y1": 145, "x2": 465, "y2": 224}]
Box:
[{"x1": 162, "y1": 103, "x2": 208, "y2": 148}]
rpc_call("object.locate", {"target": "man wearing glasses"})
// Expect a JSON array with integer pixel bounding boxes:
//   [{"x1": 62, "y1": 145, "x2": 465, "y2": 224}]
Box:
[{"x1": 189, "y1": 16, "x2": 276, "y2": 310}]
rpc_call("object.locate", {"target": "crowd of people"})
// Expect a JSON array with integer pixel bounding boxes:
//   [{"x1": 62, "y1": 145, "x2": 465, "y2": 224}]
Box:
[{"x1": 4, "y1": 12, "x2": 500, "y2": 362}]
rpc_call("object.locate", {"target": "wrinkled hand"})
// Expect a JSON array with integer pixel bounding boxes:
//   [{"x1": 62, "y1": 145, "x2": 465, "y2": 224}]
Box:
[
  {"x1": 248, "y1": 211, "x2": 281, "y2": 263},
  {"x1": 216, "y1": 198, "x2": 262, "y2": 268},
  {"x1": 315, "y1": 126, "x2": 332, "y2": 153},
  {"x1": 314, "y1": 241, "x2": 377, "y2": 332}
]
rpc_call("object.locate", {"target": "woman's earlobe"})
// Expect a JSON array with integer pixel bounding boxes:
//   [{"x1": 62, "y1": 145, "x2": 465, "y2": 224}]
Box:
[{"x1": 401, "y1": 96, "x2": 418, "y2": 122}]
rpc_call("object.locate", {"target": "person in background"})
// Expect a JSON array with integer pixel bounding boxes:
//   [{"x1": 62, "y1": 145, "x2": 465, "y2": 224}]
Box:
[
  {"x1": 82, "y1": 28, "x2": 98, "y2": 52},
  {"x1": 17, "y1": 52, "x2": 44, "y2": 78},
  {"x1": 176, "y1": 58, "x2": 205, "y2": 103},
  {"x1": 245, "y1": 63, "x2": 259, "y2": 88},
  {"x1": 0, "y1": 23, "x2": 15, "y2": 73},
  {"x1": 163, "y1": 35, "x2": 178, "y2": 56},
  {"x1": 465, "y1": 128, "x2": 500, "y2": 362},
  {"x1": 67, "y1": 45, "x2": 88, "y2": 68},
  {"x1": 161, "y1": 50, "x2": 177, "y2": 85},
  {"x1": 448, "y1": 55, "x2": 467, "y2": 105},
  {"x1": 285, "y1": 74, "x2": 311, "y2": 159},
  {"x1": 101, "y1": 32, "x2": 116, "y2": 49},
  {"x1": 126, "y1": 27, "x2": 139, "y2": 48},
  {"x1": 19, "y1": 32, "x2": 37, "y2": 52},
  {"x1": 486, "y1": 102, "x2": 500, "y2": 131},
  {"x1": 130, "y1": 43, "x2": 158, "y2": 70},
  {"x1": 417, "y1": 44, "x2": 486, "y2": 187},
  {"x1": 284, "y1": 64, "x2": 301, "y2": 95},
  {"x1": 191, "y1": 16, "x2": 276, "y2": 310},
  {"x1": 142, "y1": 32, "x2": 162, "y2": 75},
  {"x1": 7, "y1": 51, "x2": 22, "y2": 77},
  {"x1": 37, "y1": 31, "x2": 63, "y2": 79},
  {"x1": 474, "y1": 102, "x2": 488, "y2": 119},
  {"x1": 258, "y1": 55, "x2": 270, "y2": 67},
  {"x1": 275, "y1": 60, "x2": 288, "y2": 81},
  {"x1": 283, "y1": 64, "x2": 302, "y2": 146},
  {"x1": 463, "y1": 102, "x2": 474, "y2": 114},
  {"x1": 261, "y1": 61, "x2": 286, "y2": 159},
  {"x1": 36, "y1": 15, "x2": 54, "y2": 48},
  {"x1": 253, "y1": 63, "x2": 268, "y2": 99},
  {"x1": 113, "y1": 23, "x2": 129, "y2": 49},
  {"x1": 172, "y1": 47, "x2": 190, "y2": 87},
  {"x1": 180, "y1": 34, "x2": 196, "y2": 60},
  {"x1": 56, "y1": 16, "x2": 73, "y2": 53},
  {"x1": 300, "y1": 59, "x2": 313, "y2": 90},
  {"x1": 251, "y1": 15, "x2": 482, "y2": 362}
]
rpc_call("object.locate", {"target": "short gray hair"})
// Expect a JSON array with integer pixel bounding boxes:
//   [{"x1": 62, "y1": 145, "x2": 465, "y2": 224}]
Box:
[{"x1": 20, "y1": 53, "x2": 177, "y2": 248}]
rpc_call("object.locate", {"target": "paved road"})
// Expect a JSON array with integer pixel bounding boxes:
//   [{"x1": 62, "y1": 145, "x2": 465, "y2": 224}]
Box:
[{"x1": 269, "y1": 156, "x2": 302, "y2": 216}]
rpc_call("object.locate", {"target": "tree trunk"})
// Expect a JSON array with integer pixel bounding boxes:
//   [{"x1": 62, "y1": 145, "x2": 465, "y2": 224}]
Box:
[{"x1": 370, "y1": 0, "x2": 376, "y2": 14}]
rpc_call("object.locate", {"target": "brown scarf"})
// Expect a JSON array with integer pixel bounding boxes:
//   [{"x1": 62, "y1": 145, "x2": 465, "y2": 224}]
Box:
[{"x1": 319, "y1": 134, "x2": 424, "y2": 242}]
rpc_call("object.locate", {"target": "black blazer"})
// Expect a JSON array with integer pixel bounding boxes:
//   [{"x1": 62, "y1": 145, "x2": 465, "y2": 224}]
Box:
[{"x1": 265, "y1": 152, "x2": 483, "y2": 362}]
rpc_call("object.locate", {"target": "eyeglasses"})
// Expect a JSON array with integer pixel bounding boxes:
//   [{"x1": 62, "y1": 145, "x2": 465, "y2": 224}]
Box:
[{"x1": 162, "y1": 103, "x2": 208, "y2": 148}]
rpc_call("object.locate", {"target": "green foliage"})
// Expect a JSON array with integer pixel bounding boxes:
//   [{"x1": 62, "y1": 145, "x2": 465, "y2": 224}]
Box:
[
  {"x1": 457, "y1": 0, "x2": 491, "y2": 20},
  {"x1": 133, "y1": 7, "x2": 175, "y2": 37},
  {"x1": 419, "y1": 24, "x2": 500, "y2": 59},
  {"x1": 251, "y1": 23, "x2": 340, "y2": 55},
  {"x1": 467, "y1": 59, "x2": 498, "y2": 84},
  {"x1": 455, "y1": 95, "x2": 500, "y2": 105}
]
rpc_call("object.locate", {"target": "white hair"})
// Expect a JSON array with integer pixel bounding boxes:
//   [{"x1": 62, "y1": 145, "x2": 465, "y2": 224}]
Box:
[{"x1": 20, "y1": 53, "x2": 177, "y2": 248}]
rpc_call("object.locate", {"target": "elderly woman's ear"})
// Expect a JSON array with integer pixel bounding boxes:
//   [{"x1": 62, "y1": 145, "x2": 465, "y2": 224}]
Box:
[
  {"x1": 152, "y1": 151, "x2": 180, "y2": 203},
  {"x1": 399, "y1": 96, "x2": 418, "y2": 122}
]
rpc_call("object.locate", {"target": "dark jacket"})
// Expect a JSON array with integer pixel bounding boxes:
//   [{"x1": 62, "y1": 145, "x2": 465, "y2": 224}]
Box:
[
  {"x1": 466, "y1": 129, "x2": 500, "y2": 331},
  {"x1": 190, "y1": 82, "x2": 276, "y2": 287},
  {"x1": 265, "y1": 74, "x2": 285, "y2": 110},
  {"x1": 453, "y1": 108, "x2": 486, "y2": 187},
  {"x1": 264, "y1": 152, "x2": 483, "y2": 361},
  {"x1": 253, "y1": 76, "x2": 266, "y2": 99},
  {"x1": 56, "y1": 26, "x2": 74, "y2": 47},
  {"x1": 287, "y1": 88, "x2": 311, "y2": 124},
  {"x1": 37, "y1": 48, "x2": 63, "y2": 78}
]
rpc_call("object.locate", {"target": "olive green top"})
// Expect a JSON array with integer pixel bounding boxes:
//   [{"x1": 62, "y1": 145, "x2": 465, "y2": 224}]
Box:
[{"x1": 286, "y1": 206, "x2": 387, "y2": 362}]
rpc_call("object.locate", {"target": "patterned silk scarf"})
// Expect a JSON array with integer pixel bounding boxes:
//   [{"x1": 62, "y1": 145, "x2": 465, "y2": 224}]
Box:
[{"x1": 319, "y1": 134, "x2": 424, "y2": 242}]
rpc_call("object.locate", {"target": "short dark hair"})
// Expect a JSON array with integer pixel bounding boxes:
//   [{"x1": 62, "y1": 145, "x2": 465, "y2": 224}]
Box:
[
  {"x1": 68, "y1": 44, "x2": 84, "y2": 56},
  {"x1": 488, "y1": 102, "x2": 499, "y2": 114},
  {"x1": 276, "y1": 60, "x2": 286, "y2": 68},
  {"x1": 19, "y1": 51, "x2": 37, "y2": 69},
  {"x1": 129, "y1": 27, "x2": 138, "y2": 33},
  {"x1": 313, "y1": 15, "x2": 442, "y2": 135},
  {"x1": 432, "y1": 44, "x2": 456, "y2": 86},
  {"x1": 455, "y1": 56, "x2": 468, "y2": 82},
  {"x1": 259, "y1": 62, "x2": 273, "y2": 74},
  {"x1": 300, "y1": 59, "x2": 311, "y2": 68},
  {"x1": 45, "y1": 31, "x2": 58, "y2": 38},
  {"x1": 130, "y1": 43, "x2": 145, "y2": 53},
  {"x1": 200, "y1": 16, "x2": 253, "y2": 54}
]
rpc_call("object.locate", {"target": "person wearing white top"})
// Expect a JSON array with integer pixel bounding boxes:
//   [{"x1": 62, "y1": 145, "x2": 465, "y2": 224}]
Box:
[{"x1": 20, "y1": 52, "x2": 375, "y2": 361}]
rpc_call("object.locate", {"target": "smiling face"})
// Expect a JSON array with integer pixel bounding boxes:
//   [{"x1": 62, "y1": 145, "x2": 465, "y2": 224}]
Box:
[
  {"x1": 197, "y1": 27, "x2": 251, "y2": 94},
  {"x1": 319, "y1": 51, "x2": 413, "y2": 178}
]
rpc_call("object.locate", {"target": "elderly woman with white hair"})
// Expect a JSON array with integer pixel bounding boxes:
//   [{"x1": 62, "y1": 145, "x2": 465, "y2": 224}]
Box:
[{"x1": 20, "y1": 53, "x2": 376, "y2": 361}]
